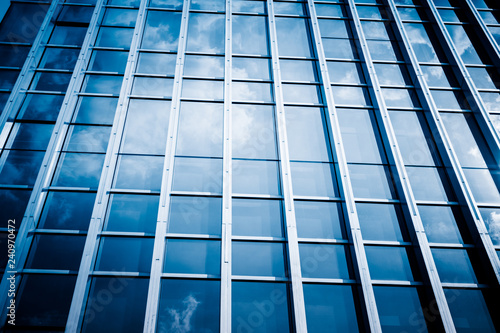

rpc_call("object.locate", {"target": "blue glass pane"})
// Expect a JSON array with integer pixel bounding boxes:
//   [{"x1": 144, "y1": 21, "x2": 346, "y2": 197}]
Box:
[
  {"x1": 280, "y1": 60, "x2": 318, "y2": 82},
  {"x1": 49, "y1": 26, "x2": 87, "y2": 46},
  {"x1": 349, "y1": 164, "x2": 396, "y2": 199},
  {"x1": 132, "y1": 77, "x2": 174, "y2": 97},
  {"x1": 432, "y1": 248, "x2": 477, "y2": 283},
  {"x1": 105, "y1": 194, "x2": 159, "y2": 233},
  {"x1": 233, "y1": 241, "x2": 285, "y2": 277},
  {"x1": 83, "y1": 75, "x2": 123, "y2": 94},
  {"x1": 357, "y1": 203, "x2": 404, "y2": 241},
  {"x1": 232, "y1": 57, "x2": 271, "y2": 80},
  {"x1": 142, "y1": 11, "x2": 181, "y2": 51},
  {"x1": 419, "y1": 205, "x2": 463, "y2": 244},
  {"x1": 328, "y1": 61, "x2": 365, "y2": 84},
  {"x1": 463, "y1": 168, "x2": 500, "y2": 204},
  {"x1": 291, "y1": 162, "x2": 338, "y2": 197},
  {"x1": 18, "y1": 94, "x2": 65, "y2": 121},
  {"x1": 149, "y1": 0, "x2": 183, "y2": 9},
  {"x1": 382, "y1": 88, "x2": 420, "y2": 108},
  {"x1": 182, "y1": 79, "x2": 224, "y2": 99},
  {"x1": 40, "y1": 47, "x2": 79, "y2": 70},
  {"x1": 367, "y1": 40, "x2": 400, "y2": 61},
  {"x1": 164, "y1": 239, "x2": 220, "y2": 275},
  {"x1": 38, "y1": 191, "x2": 96, "y2": 230},
  {"x1": 137, "y1": 52, "x2": 177, "y2": 75},
  {"x1": 26, "y1": 234, "x2": 85, "y2": 270},
  {"x1": 11, "y1": 123, "x2": 54, "y2": 150},
  {"x1": 184, "y1": 55, "x2": 224, "y2": 77},
  {"x1": 232, "y1": 199, "x2": 283, "y2": 237},
  {"x1": 0, "y1": 189, "x2": 31, "y2": 228},
  {"x1": 102, "y1": 8, "x2": 137, "y2": 27},
  {"x1": 406, "y1": 167, "x2": 454, "y2": 202},
  {"x1": 444, "y1": 289, "x2": 495, "y2": 333},
  {"x1": 479, "y1": 208, "x2": 500, "y2": 245},
  {"x1": 96, "y1": 237, "x2": 154, "y2": 273},
  {"x1": 114, "y1": 155, "x2": 164, "y2": 190},
  {"x1": 332, "y1": 86, "x2": 370, "y2": 106},
  {"x1": 172, "y1": 157, "x2": 222, "y2": 193},
  {"x1": 95, "y1": 27, "x2": 133, "y2": 48},
  {"x1": 276, "y1": 17, "x2": 313, "y2": 57},
  {"x1": 233, "y1": 15, "x2": 269, "y2": 55},
  {"x1": 0, "y1": 150, "x2": 45, "y2": 186},
  {"x1": 31, "y1": 72, "x2": 72, "y2": 91},
  {"x1": 66, "y1": 125, "x2": 111, "y2": 153},
  {"x1": 366, "y1": 246, "x2": 414, "y2": 281},
  {"x1": 282, "y1": 84, "x2": 321, "y2": 104},
  {"x1": 186, "y1": 13, "x2": 225, "y2": 53},
  {"x1": 232, "y1": 82, "x2": 273, "y2": 102},
  {"x1": 405, "y1": 23, "x2": 442, "y2": 63},
  {"x1": 52, "y1": 153, "x2": 105, "y2": 188},
  {"x1": 295, "y1": 201, "x2": 344, "y2": 239},
  {"x1": 300, "y1": 244, "x2": 350, "y2": 279},
  {"x1": 88, "y1": 50, "x2": 128, "y2": 73},
  {"x1": 232, "y1": 159, "x2": 280, "y2": 195},
  {"x1": 74, "y1": 96, "x2": 118, "y2": 125},
  {"x1": 168, "y1": 196, "x2": 222, "y2": 235}
]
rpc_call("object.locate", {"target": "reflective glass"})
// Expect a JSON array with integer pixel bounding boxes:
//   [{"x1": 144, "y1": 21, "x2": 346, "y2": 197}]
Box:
[
  {"x1": 114, "y1": 155, "x2": 164, "y2": 190},
  {"x1": 304, "y1": 284, "x2": 359, "y2": 333},
  {"x1": 149, "y1": 0, "x2": 183, "y2": 9},
  {"x1": 52, "y1": 153, "x2": 105, "y2": 188},
  {"x1": 432, "y1": 248, "x2": 477, "y2": 283},
  {"x1": 191, "y1": 0, "x2": 224, "y2": 11},
  {"x1": 464, "y1": 168, "x2": 500, "y2": 204},
  {"x1": 0, "y1": 45, "x2": 29, "y2": 67},
  {"x1": 232, "y1": 282, "x2": 290, "y2": 333},
  {"x1": 232, "y1": 57, "x2": 271, "y2": 80},
  {"x1": 0, "y1": 189, "x2": 31, "y2": 228},
  {"x1": 318, "y1": 19, "x2": 350, "y2": 38},
  {"x1": 83, "y1": 75, "x2": 122, "y2": 94},
  {"x1": 232, "y1": 159, "x2": 280, "y2": 195},
  {"x1": 108, "y1": 0, "x2": 140, "y2": 5},
  {"x1": 328, "y1": 61, "x2": 365, "y2": 84},
  {"x1": 136, "y1": 52, "x2": 176, "y2": 75},
  {"x1": 444, "y1": 289, "x2": 495, "y2": 333},
  {"x1": 323, "y1": 38, "x2": 358, "y2": 59},
  {"x1": 366, "y1": 246, "x2": 414, "y2": 281},
  {"x1": 374, "y1": 64, "x2": 411, "y2": 86},
  {"x1": 176, "y1": 102, "x2": 223, "y2": 157},
  {"x1": 172, "y1": 157, "x2": 222, "y2": 193},
  {"x1": 382, "y1": 88, "x2": 419, "y2": 108},
  {"x1": 232, "y1": 199, "x2": 283, "y2": 237},
  {"x1": 419, "y1": 205, "x2": 463, "y2": 244},
  {"x1": 157, "y1": 279, "x2": 220, "y2": 333},
  {"x1": 282, "y1": 84, "x2": 321, "y2": 104},
  {"x1": 280, "y1": 60, "x2": 318, "y2": 82},
  {"x1": 0, "y1": 69, "x2": 18, "y2": 89},
  {"x1": 332, "y1": 86, "x2": 370, "y2": 106},
  {"x1": 274, "y1": 2, "x2": 306, "y2": 15},
  {"x1": 95, "y1": 27, "x2": 134, "y2": 48},
  {"x1": 295, "y1": 201, "x2": 343, "y2": 239},
  {"x1": 286, "y1": 107, "x2": 331, "y2": 162},
  {"x1": 300, "y1": 244, "x2": 349, "y2": 279},
  {"x1": 232, "y1": 81, "x2": 273, "y2": 102},
  {"x1": 142, "y1": 11, "x2": 181, "y2": 51},
  {"x1": 164, "y1": 239, "x2": 220, "y2": 275},
  {"x1": 406, "y1": 167, "x2": 454, "y2": 202},
  {"x1": 431, "y1": 90, "x2": 468, "y2": 110},
  {"x1": 468, "y1": 67, "x2": 498, "y2": 90},
  {"x1": 17, "y1": 94, "x2": 65, "y2": 121},
  {"x1": 233, "y1": 241, "x2": 285, "y2": 277},
  {"x1": 65, "y1": 125, "x2": 111, "y2": 153},
  {"x1": 40, "y1": 47, "x2": 79, "y2": 70},
  {"x1": 367, "y1": 40, "x2": 400, "y2": 61},
  {"x1": 186, "y1": 13, "x2": 225, "y2": 53},
  {"x1": 358, "y1": 5, "x2": 386, "y2": 19},
  {"x1": 105, "y1": 194, "x2": 159, "y2": 233},
  {"x1": 31, "y1": 72, "x2": 72, "y2": 92},
  {"x1": 96, "y1": 237, "x2": 154, "y2": 273},
  {"x1": 184, "y1": 55, "x2": 224, "y2": 77},
  {"x1": 26, "y1": 234, "x2": 85, "y2": 270},
  {"x1": 338, "y1": 108, "x2": 385, "y2": 164},
  {"x1": 480, "y1": 92, "x2": 500, "y2": 112},
  {"x1": 276, "y1": 17, "x2": 313, "y2": 57},
  {"x1": 479, "y1": 208, "x2": 500, "y2": 245},
  {"x1": 132, "y1": 77, "x2": 174, "y2": 97},
  {"x1": 232, "y1": 104, "x2": 277, "y2": 159},
  {"x1": 421, "y1": 65, "x2": 457, "y2": 88},
  {"x1": 232, "y1": 0, "x2": 266, "y2": 14},
  {"x1": 168, "y1": 196, "x2": 222, "y2": 235},
  {"x1": 182, "y1": 79, "x2": 224, "y2": 99},
  {"x1": 362, "y1": 21, "x2": 392, "y2": 40},
  {"x1": 82, "y1": 278, "x2": 148, "y2": 333},
  {"x1": 49, "y1": 26, "x2": 87, "y2": 45},
  {"x1": 102, "y1": 8, "x2": 137, "y2": 27},
  {"x1": 357, "y1": 203, "x2": 404, "y2": 241},
  {"x1": 405, "y1": 23, "x2": 443, "y2": 63},
  {"x1": 314, "y1": 4, "x2": 346, "y2": 17},
  {"x1": 233, "y1": 15, "x2": 269, "y2": 55},
  {"x1": 446, "y1": 25, "x2": 483, "y2": 64},
  {"x1": 88, "y1": 50, "x2": 128, "y2": 73},
  {"x1": 74, "y1": 96, "x2": 118, "y2": 125},
  {"x1": 291, "y1": 162, "x2": 338, "y2": 197},
  {"x1": 121, "y1": 99, "x2": 170, "y2": 155},
  {"x1": 0, "y1": 150, "x2": 45, "y2": 185},
  {"x1": 0, "y1": 3, "x2": 48, "y2": 43},
  {"x1": 11, "y1": 123, "x2": 53, "y2": 150},
  {"x1": 349, "y1": 164, "x2": 396, "y2": 199}
]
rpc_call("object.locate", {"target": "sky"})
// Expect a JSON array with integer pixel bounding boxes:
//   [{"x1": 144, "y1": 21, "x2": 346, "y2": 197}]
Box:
[{"x1": 0, "y1": 0, "x2": 9, "y2": 22}]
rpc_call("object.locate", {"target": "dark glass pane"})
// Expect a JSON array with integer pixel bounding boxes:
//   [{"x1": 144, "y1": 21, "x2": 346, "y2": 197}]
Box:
[
  {"x1": 96, "y1": 237, "x2": 154, "y2": 273},
  {"x1": 26, "y1": 234, "x2": 86, "y2": 270},
  {"x1": 31, "y1": 72, "x2": 72, "y2": 91},
  {"x1": 366, "y1": 246, "x2": 414, "y2": 281},
  {"x1": 172, "y1": 157, "x2": 222, "y2": 193},
  {"x1": 142, "y1": 11, "x2": 182, "y2": 51},
  {"x1": 233, "y1": 15, "x2": 269, "y2": 55},
  {"x1": 0, "y1": 3, "x2": 49, "y2": 43},
  {"x1": 88, "y1": 50, "x2": 129, "y2": 73},
  {"x1": 11, "y1": 123, "x2": 54, "y2": 150},
  {"x1": 233, "y1": 241, "x2": 285, "y2": 277},
  {"x1": 83, "y1": 75, "x2": 123, "y2": 94},
  {"x1": 300, "y1": 244, "x2": 349, "y2": 279},
  {"x1": 38, "y1": 191, "x2": 96, "y2": 230},
  {"x1": 74, "y1": 96, "x2": 118, "y2": 125},
  {"x1": 0, "y1": 44, "x2": 30, "y2": 67},
  {"x1": 0, "y1": 189, "x2": 30, "y2": 228},
  {"x1": 357, "y1": 203, "x2": 404, "y2": 242},
  {"x1": 186, "y1": 13, "x2": 225, "y2": 53},
  {"x1": 17, "y1": 94, "x2": 65, "y2": 122},
  {"x1": 0, "y1": 150, "x2": 45, "y2": 185},
  {"x1": 105, "y1": 194, "x2": 159, "y2": 233},
  {"x1": 102, "y1": 8, "x2": 137, "y2": 27},
  {"x1": 40, "y1": 47, "x2": 79, "y2": 70},
  {"x1": 295, "y1": 201, "x2": 343, "y2": 239},
  {"x1": 58, "y1": 5, "x2": 94, "y2": 23},
  {"x1": 82, "y1": 278, "x2": 149, "y2": 333},
  {"x1": 291, "y1": 162, "x2": 338, "y2": 197},
  {"x1": 232, "y1": 159, "x2": 280, "y2": 195},
  {"x1": 432, "y1": 248, "x2": 477, "y2": 283},
  {"x1": 66, "y1": 125, "x2": 111, "y2": 153},
  {"x1": 49, "y1": 26, "x2": 87, "y2": 45},
  {"x1": 52, "y1": 153, "x2": 105, "y2": 188},
  {"x1": 164, "y1": 239, "x2": 220, "y2": 275},
  {"x1": 0, "y1": 69, "x2": 19, "y2": 89},
  {"x1": 444, "y1": 289, "x2": 495, "y2": 333},
  {"x1": 157, "y1": 279, "x2": 220, "y2": 333},
  {"x1": 232, "y1": 199, "x2": 283, "y2": 237},
  {"x1": 96, "y1": 27, "x2": 134, "y2": 48},
  {"x1": 114, "y1": 155, "x2": 164, "y2": 190},
  {"x1": 168, "y1": 196, "x2": 222, "y2": 235}
]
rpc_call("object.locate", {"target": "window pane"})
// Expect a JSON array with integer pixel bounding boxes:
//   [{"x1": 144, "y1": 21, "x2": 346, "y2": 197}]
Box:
[
  {"x1": 40, "y1": 47, "x2": 79, "y2": 70},
  {"x1": 102, "y1": 8, "x2": 137, "y2": 27},
  {"x1": 136, "y1": 52, "x2": 176, "y2": 75},
  {"x1": 132, "y1": 77, "x2": 174, "y2": 97},
  {"x1": 318, "y1": 19, "x2": 350, "y2": 38},
  {"x1": 232, "y1": 57, "x2": 271, "y2": 80},
  {"x1": 276, "y1": 17, "x2": 313, "y2": 57},
  {"x1": 282, "y1": 84, "x2": 321, "y2": 104},
  {"x1": 232, "y1": 81, "x2": 273, "y2": 102},
  {"x1": 26, "y1": 234, "x2": 85, "y2": 270},
  {"x1": 52, "y1": 153, "x2": 105, "y2": 188},
  {"x1": 291, "y1": 162, "x2": 338, "y2": 197},
  {"x1": 18, "y1": 94, "x2": 65, "y2": 121},
  {"x1": 295, "y1": 201, "x2": 343, "y2": 239},
  {"x1": 191, "y1": 0, "x2": 224, "y2": 11},
  {"x1": 11, "y1": 123, "x2": 53, "y2": 150},
  {"x1": 280, "y1": 60, "x2": 318, "y2": 82},
  {"x1": 349, "y1": 164, "x2": 396, "y2": 199},
  {"x1": 367, "y1": 40, "x2": 400, "y2": 61},
  {"x1": 186, "y1": 13, "x2": 225, "y2": 53},
  {"x1": 0, "y1": 189, "x2": 30, "y2": 228},
  {"x1": 419, "y1": 205, "x2": 463, "y2": 244},
  {"x1": 232, "y1": 282, "x2": 291, "y2": 333},
  {"x1": 0, "y1": 150, "x2": 45, "y2": 186},
  {"x1": 406, "y1": 167, "x2": 454, "y2": 202},
  {"x1": 233, "y1": 15, "x2": 269, "y2": 55},
  {"x1": 332, "y1": 86, "x2": 370, "y2": 106},
  {"x1": 275, "y1": 2, "x2": 306, "y2": 15},
  {"x1": 49, "y1": 26, "x2": 87, "y2": 46},
  {"x1": 74, "y1": 96, "x2": 118, "y2": 125},
  {"x1": 328, "y1": 61, "x2": 365, "y2": 84},
  {"x1": 105, "y1": 194, "x2": 159, "y2": 233},
  {"x1": 366, "y1": 246, "x2": 414, "y2": 281},
  {"x1": 31, "y1": 72, "x2": 72, "y2": 91},
  {"x1": 65, "y1": 125, "x2": 111, "y2": 153},
  {"x1": 479, "y1": 208, "x2": 500, "y2": 245},
  {"x1": 300, "y1": 244, "x2": 350, "y2": 279},
  {"x1": 184, "y1": 55, "x2": 224, "y2": 77},
  {"x1": 59, "y1": 4, "x2": 94, "y2": 23},
  {"x1": 83, "y1": 75, "x2": 123, "y2": 94},
  {"x1": 304, "y1": 284, "x2": 359, "y2": 333},
  {"x1": 38, "y1": 191, "x2": 95, "y2": 230},
  {"x1": 96, "y1": 237, "x2": 154, "y2": 273},
  {"x1": 382, "y1": 88, "x2": 419, "y2": 108},
  {"x1": 444, "y1": 289, "x2": 495, "y2": 333},
  {"x1": 157, "y1": 279, "x2": 220, "y2": 333},
  {"x1": 323, "y1": 38, "x2": 358, "y2": 59},
  {"x1": 164, "y1": 239, "x2": 220, "y2": 275},
  {"x1": 96, "y1": 27, "x2": 133, "y2": 48},
  {"x1": 232, "y1": 199, "x2": 283, "y2": 237},
  {"x1": 142, "y1": 11, "x2": 181, "y2": 51},
  {"x1": 233, "y1": 242, "x2": 285, "y2": 277},
  {"x1": 232, "y1": 159, "x2": 280, "y2": 195},
  {"x1": 176, "y1": 102, "x2": 223, "y2": 157},
  {"x1": 182, "y1": 79, "x2": 224, "y2": 99},
  {"x1": 168, "y1": 196, "x2": 222, "y2": 235},
  {"x1": 463, "y1": 168, "x2": 500, "y2": 204},
  {"x1": 432, "y1": 248, "x2": 477, "y2": 283},
  {"x1": 82, "y1": 278, "x2": 149, "y2": 333},
  {"x1": 88, "y1": 50, "x2": 128, "y2": 73},
  {"x1": 149, "y1": 0, "x2": 183, "y2": 9},
  {"x1": 114, "y1": 155, "x2": 164, "y2": 190},
  {"x1": 357, "y1": 203, "x2": 404, "y2": 242},
  {"x1": 172, "y1": 157, "x2": 222, "y2": 193},
  {"x1": 405, "y1": 23, "x2": 442, "y2": 63}
]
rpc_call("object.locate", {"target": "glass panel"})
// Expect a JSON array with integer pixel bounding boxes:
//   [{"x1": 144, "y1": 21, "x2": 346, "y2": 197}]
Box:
[
  {"x1": 186, "y1": 13, "x2": 225, "y2": 53},
  {"x1": 52, "y1": 153, "x2": 105, "y2": 188},
  {"x1": 102, "y1": 8, "x2": 137, "y2": 27},
  {"x1": 0, "y1": 69, "x2": 19, "y2": 89},
  {"x1": 83, "y1": 75, "x2": 123, "y2": 94},
  {"x1": 314, "y1": 4, "x2": 346, "y2": 17},
  {"x1": 274, "y1": 2, "x2": 306, "y2": 15},
  {"x1": 74, "y1": 96, "x2": 117, "y2": 125},
  {"x1": 65, "y1": 125, "x2": 111, "y2": 153},
  {"x1": 96, "y1": 237, "x2": 154, "y2": 272},
  {"x1": 157, "y1": 279, "x2": 220, "y2": 333},
  {"x1": 26, "y1": 234, "x2": 85, "y2": 270},
  {"x1": 184, "y1": 55, "x2": 224, "y2": 77},
  {"x1": 31, "y1": 72, "x2": 72, "y2": 91},
  {"x1": 233, "y1": 15, "x2": 269, "y2": 55},
  {"x1": 82, "y1": 278, "x2": 148, "y2": 333},
  {"x1": 318, "y1": 19, "x2": 350, "y2": 38},
  {"x1": 382, "y1": 88, "x2": 419, "y2": 108},
  {"x1": 149, "y1": 0, "x2": 183, "y2": 9},
  {"x1": 432, "y1": 248, "x2": 477, "y2": 283},
  {"x1": 421, "y1": 65, "x2": 457, "y2": 88},
  {"x1": 176, "y1": 102, "x2": 223, "y2": 157},
  {"x1": 132, "y1": 77, "x2": 174, "y2": 97},
  {"x1": 282, "y1": 84, "x2": 321, "y2": 104},
  {"x1": 182, "y1": 79, "x2": 224, "y2": 99},
  {"x1": 374, "y1": 64, "x2": 411, "y2": 86},
  {"x1": 295, "y1": 201, "x2": 343, "y2": 239},
  {"x1": 328, "y1": 61, "x2": 365, "y2": 84},
  {"x1": 286, "y1": 107, "x2": 331, "y2": 162},
  {"x1": 463, "y1": 168, "x2": 500, "y2": 204},
  {"x1": 136, "y1": 52, "x2": 176, "y2": 75},
  {"x1": 291, "y1": 162, "x2": 338, "y2": 197},
  {"x1": 468, "y1": 67, "x2": 498, "y2": 90},
  {"x1": 0, "y1": 189, "x2": 31, "y2": 228},
  {"x1": 95, "y1": 27, "x2": 134, "y2": 48},
  {"x1": 280, "y1": 60, "x2": 318, "y2": 82},
  {"x1": 88, "y1": 50, "x2": 128, "y2": 73},
  {"x1": 232, "y1": 241, "x2": 285, "y2": 277},
  {"x1": 172, "y1": 157, "x2": 222, "y2": 193},
  {"x1": 431, "y1": 90, "x2": 468, "y2": 110},
  {"x1": 406, "y1": 167, "x2": 454, "y2": 202},
  {"x1": 191, "y1": 0, "x2": 224, "y2": 11},
  {"x1": 232, "y1": 81, "x2": 273, "y2": 102},
  {"x1": 49, "y1": 26, "x2": 87, "y2": 45},
  {"x1": 357, "y1": 203, "x2": 404, "y2": 242},
  {"x1": 105, "y1": 194, "x2": 159, "y2": 233},
  {"x1": 168, "y1": 196, "x2": 222, "y2": 235},
  {"x1": 38, "y1": 191, "x2": 96, "y2": 230},
  {"x1": 349, "y1": 164, "x2": 396, "y2": 199},
  {"x1": 367, "y1": 40, "x2": 400, "y2": 61},
  {"x1": 232, "y1": 57, "x2": 271, "y2": 80},
  {"x1": 299, "y1": 244, "x2": 349, "y2": 279},
  {"x1": 405, "y1": 23, "x2": 443, "y2": 63},
  {"x1": 366, "y1": 246, "x2": 414, "y2": 281},
  {"x1": 374, "y1": 286, "x2": 429, "y2": 333},
  {"x1": 478, "y1": 208, "x2": 500, "y2": 245},
  {"x1": 0, "y1": 150, "x2": 45, "y2": 186},
  {"x1": 11, "y1": 123, "x2": 53, "y2": 150},
  {"x1": 276, "y1": 17, "x2": 313, "y2": 57},
  {"x1": 17, "y1": 94, "x2": 65, "y2": 121},
  {"x1": 232, "y1": 282, "x2": 290, "y2": 333},
  {"x1": 232, "y1": 159, "x2": 280, "y2": 195},
  {"x1": 446, "y1": 25, "x2": 483, "y2": 64},
  {"x1": 232, "y1": 0, "x2": 266, "y2": 14},
  {"x1": 444, "y1": 289, "x2": 495, "y2": 333},
  {"x1": 40, "y1": 47, "x2": 79, "y2": 70},
  {"x1": 481, "y1": 92, "x2": 500, "y2": 112},
  {"x1": 323, "y1": 38, "x2": 358, "y2": 59},
  {"x1": 121, "y1": 99, "x2": 170, "y2": 155},
  {"x1": 0, "y1": 3, "x2": 48, "y2": 43},
  {"x1": 232, "y1": 104, "x2": 277, "y2": 159},
  {"x1": 142, "y1": 11, "x2": 181, "y2": 51},
  {"x1": 114, "y1": 155, "x2": 164, "y2": 190},
  {"x1": 232, "y1": 199, "x2": 283, "y2": 237},
  {"x1": 358, "y1": 5, "x2": 385, "y2": 19},
  {"x1": 332, "y1": 86, "x2": 370, "y2": 106},
  {"x1": 419, "y1": 205, "x2": 463, "y2": 244},
  {"x1": 163, "y1": 239, "x2": 220, "y2": 275}
]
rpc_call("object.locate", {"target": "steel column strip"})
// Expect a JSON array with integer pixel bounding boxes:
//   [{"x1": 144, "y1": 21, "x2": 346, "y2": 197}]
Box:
[
  {"x1": 423, "y1": 0, "x2": 500, "y2": 163},
  {"x1": 0, "y1": 0, "x2": 108, "y2": 326},
  {"x1": 463, "y1": 0, "x2": 500, "y2": 65},
  {"x1": 266, "y1": 1, "x2": 307, "y2": 331},
  {"x1": 221, "y1": 0, "x2": 232, "y2": 331},
  {"x1": 345, "y1": 1, "x2": 457, "y2": 332},
  {"x1": 142, "y1": 0, "x2": 191, "y2": 331},
  {"x1": 386, "y1": 0, "x2": 500, "y2": 284},
  {"x1": 0, "y1": 0, "x2": 61, "y2": 147},
  {"x1": 64, "y1": 0, "x2": 150, "y2": 331},
  {"x1": 305, "y1": 1, "x2": 382, "y2": 331}
]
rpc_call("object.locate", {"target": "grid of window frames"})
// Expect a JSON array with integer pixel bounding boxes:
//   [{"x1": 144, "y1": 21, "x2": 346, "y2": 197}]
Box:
[
  {"x1": 0, "y1": 0, "x2": 499, "y2": 332},
  {"x1": 467, "y1": 0, "x2": 500, "y2": 48}
]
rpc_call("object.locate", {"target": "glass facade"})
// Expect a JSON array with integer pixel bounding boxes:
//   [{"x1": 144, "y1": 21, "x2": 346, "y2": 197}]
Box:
[{"x1": 0, "y1": 0, "x2": 499, "y2": 332}]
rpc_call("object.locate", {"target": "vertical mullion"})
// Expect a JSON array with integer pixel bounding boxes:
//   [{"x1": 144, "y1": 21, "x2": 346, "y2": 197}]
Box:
[
  {"x1": 423, "y1": 0, "x2": 500, "y2": 163},
  {"x1": 385, "y1": 0, "x2": 500, "y2": 285},
  {"x1": 266, "y1": 1, "x2": 307, "y2": 331},
  {"x1": 305, "y1": 1, "x2": 383, "y2": 332},
  {"x1": 345, "y1": 1, "x2": 457, "y2": 332},
  {"x1": 220, "y1": 0, "x2": 232, "y2": 331},
  {"x1": 64, "y1": 0, "x2": 149, "y2": 331},
  {"x1": 142, "y1": 1, "x2": 191, "y2": 332}
]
